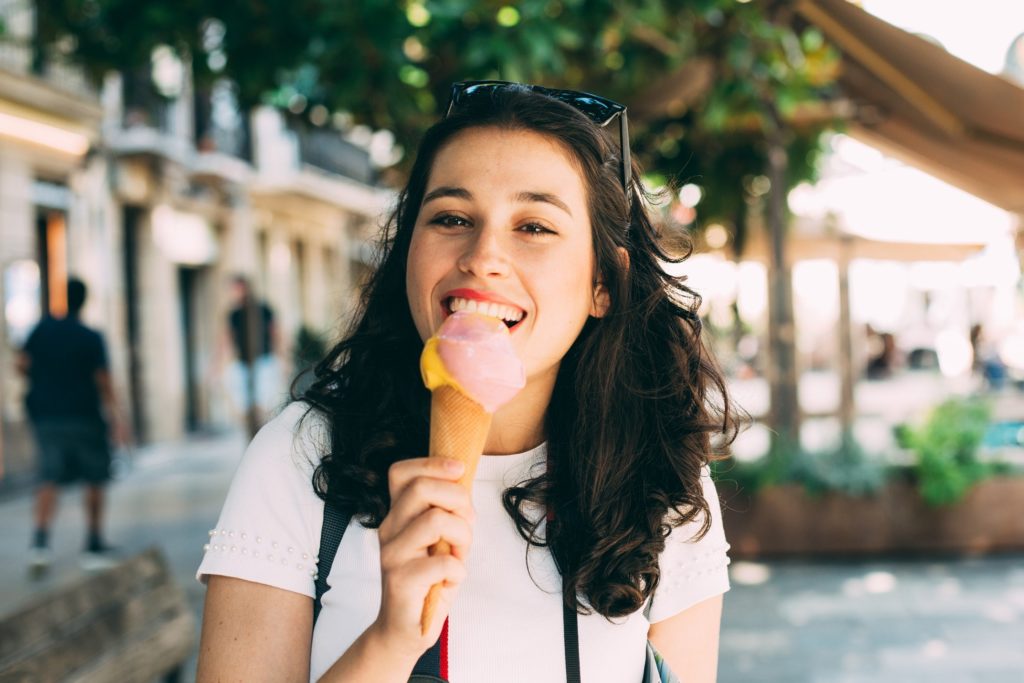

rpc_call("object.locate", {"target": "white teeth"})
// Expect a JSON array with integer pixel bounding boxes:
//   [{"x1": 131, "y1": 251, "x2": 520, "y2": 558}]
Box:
[{"x1": 448, "y1": 297, "x2": 524, "y2": 324}]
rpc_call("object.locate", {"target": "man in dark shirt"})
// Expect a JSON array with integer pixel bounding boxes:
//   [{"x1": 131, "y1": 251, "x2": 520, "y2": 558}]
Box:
[
  {"x1": 220, "y1": 275, "x2": 282, "y2": 437},
  {"x1": 18, "y1": 278, "x2": 124, "y2": 574}
]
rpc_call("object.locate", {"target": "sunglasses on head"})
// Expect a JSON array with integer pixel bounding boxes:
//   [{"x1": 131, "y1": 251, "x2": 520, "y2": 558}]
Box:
[{"x1": 444, "y1": 80, "x2": 632, "y2": 194}]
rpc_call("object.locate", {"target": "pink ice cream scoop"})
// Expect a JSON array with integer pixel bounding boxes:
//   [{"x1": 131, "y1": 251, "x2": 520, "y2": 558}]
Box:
[{"x1": 420, "y1": 311, "x2": 526, "y2": 413}]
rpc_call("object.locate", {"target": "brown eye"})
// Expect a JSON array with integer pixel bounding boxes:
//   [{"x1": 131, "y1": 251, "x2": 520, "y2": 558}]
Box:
[
  {"x1": 431, "y1": 213, "x2": 470, "y2": 228},
  {"x1": 518, "y1": 222, "x2": 555, "y2": 235}
]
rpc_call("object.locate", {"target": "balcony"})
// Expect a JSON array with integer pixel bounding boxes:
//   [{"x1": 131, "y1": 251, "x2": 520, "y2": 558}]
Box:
[
  {"x1": 191, "y1": 82, "x2": 253, "y2": 183},
  {"x1": 250, "y1": 107, "x2": 390, "y2": 218},
  {"x1": 288, "y1": 118, "x2": 376, "y2": 185},
  {"x1": 0, "y1": 27, "x2": 97, "y2": 102}
]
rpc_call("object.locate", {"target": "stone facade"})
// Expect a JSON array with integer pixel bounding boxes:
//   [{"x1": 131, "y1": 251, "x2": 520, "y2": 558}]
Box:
[{"x1": 0, "y1": 9, "x2": 391, "y2": 486}]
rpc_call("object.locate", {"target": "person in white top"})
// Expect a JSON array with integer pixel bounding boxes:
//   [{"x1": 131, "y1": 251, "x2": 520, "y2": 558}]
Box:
[{"x1": 196, "y1": 82, "x2": 739, "y2": 683}]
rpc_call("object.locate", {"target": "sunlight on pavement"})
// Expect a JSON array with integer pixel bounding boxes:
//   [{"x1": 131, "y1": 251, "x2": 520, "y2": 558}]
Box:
[
  {"x1": 922, "y1": 639, "x2": 948, "y2": 659},
  {"x1": 730, "y1": 561, "x2": 772, "y2": 586},
  {"x1": 843, "y1": 570, "x2": 897, "y2": 596}
]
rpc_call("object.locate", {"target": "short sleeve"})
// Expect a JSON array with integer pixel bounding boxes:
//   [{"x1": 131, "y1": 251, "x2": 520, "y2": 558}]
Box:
[
  {"x1": 648, "y1": 469, "x2": 731, "y2": 623},
  {"x1": 93, "y1": 332, "x2": 109, "y2": 371},
  {"x1": 196, "y1": 402, "x2": 328, "y2": 598}
]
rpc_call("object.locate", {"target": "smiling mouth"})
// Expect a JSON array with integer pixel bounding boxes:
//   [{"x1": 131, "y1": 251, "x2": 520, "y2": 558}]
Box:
[{"x1": 445, "y1": 296, "x2": 526, "y2": 329}]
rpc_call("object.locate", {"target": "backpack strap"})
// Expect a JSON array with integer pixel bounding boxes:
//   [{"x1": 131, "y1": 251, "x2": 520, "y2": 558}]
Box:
[
  {"x1": 314, "y1": 502, "x2": 446, "y2": 679},
  {"x1": 313, "y1": 502, "x2": 351, "y2": 624},
  {"x1": 563, "y1": 600, "x2": 582, "y2": 683}
]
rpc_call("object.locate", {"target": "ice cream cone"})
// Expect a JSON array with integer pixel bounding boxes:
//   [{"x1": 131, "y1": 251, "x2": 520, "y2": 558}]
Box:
[{"x1": 420, "y1": 385, "x2": 491, "y2": 634}]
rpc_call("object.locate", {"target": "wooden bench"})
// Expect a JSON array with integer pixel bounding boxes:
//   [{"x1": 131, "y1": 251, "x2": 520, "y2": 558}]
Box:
[{"x1": 0, "y1": 547, "x2": 196, "y2": 683}]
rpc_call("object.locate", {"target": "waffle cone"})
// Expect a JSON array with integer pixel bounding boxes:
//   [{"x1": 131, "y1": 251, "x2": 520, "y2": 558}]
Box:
[{"x1": 420, "y1": 385, "x2": 491, "y2": 634}]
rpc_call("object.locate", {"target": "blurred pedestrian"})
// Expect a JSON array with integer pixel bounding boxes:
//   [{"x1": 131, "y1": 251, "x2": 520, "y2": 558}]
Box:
[
  {"x1": 197, "y1": 83, "x2": 734, "y2": 682},
  {"x1": 19, "y1": 277, "x2": 126, "y2": 575},
  {"x1": 217, "y1": 275, "x2": 283, "y2": 437}
]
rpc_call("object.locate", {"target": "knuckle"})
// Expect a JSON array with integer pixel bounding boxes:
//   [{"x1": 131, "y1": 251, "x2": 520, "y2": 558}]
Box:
[
  {"x1": 441, "y1": 555, "x2": 466, "y2": 579},
  {"x1": 424, "y1": 506, "x2": 449, "y2": 527},
  {"x1": 387, "y1": 462, "x2": 404, "y2": 490},
  {"x1": 408, "y1": 477, "x2": 432, "y2": 501}
]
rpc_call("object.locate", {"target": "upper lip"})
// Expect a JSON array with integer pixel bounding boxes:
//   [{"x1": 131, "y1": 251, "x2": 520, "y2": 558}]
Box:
[{"x1": 441, "y1": 288, "x2": 526, "y2": 316}]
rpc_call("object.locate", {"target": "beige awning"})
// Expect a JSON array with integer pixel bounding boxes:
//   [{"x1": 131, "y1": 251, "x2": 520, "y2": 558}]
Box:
[
  {"x1": 795, "y1": 0, "x2": 1024, "y2": 214},
  {"x1": 632, "y1": 0, "x2": 1024, "y2": 215},
  {"x1": 730, "y1": 231, "x2": 985, "y2": 264}
]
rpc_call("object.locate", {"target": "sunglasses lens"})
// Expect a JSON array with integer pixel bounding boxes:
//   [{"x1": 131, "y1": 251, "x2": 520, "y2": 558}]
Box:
[
  {"x1": 565, "y1": 96, "x2": 618, "y2": 125},
  {"x1": 452, "y1": 83, "x2": 621, "y2": 124}
]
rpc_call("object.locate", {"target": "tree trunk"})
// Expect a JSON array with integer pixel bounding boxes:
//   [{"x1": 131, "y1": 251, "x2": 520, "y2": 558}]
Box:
[
  {"x1": 765, "y1": 124, "x2": 800, "y2": 460},
  {"x1": 730, "y1": 206, "x2": 748, "y2": 363},
  {"x1": 837, "y1": 232, "x2": 856, "y2": 453}
]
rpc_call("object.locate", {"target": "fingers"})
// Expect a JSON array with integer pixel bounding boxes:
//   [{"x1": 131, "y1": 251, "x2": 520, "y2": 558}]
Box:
[
  {"x1": 380, "y1": 506, "x2": 473, "y2": 569},
  {"x1": 383, "y1": 474, "x2": 475, "y2": 539},
  {"x1": 374, "y1": 458, "x2": 477, "y2": 648},
  {"x1": 380, "y1": 459, "x2": 476, "y2": 568},
  {"x1": 378, "y1": 552, "x2": 467, "y2": 643},
  {"x1": 388, "y1": 457, "x2": 466, "y2": 502},
  {"x1": 383, "y1": 553, "x2": 468, "y2": 599}
]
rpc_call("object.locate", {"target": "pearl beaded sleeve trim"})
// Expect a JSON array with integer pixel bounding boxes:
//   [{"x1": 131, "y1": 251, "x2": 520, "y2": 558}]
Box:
[
  {"x1": 203, "y1": 528, "x2": 320, "y2": 580},
  {"x1": 662, "y1": 542, "x2": 731, "y2": 586}
]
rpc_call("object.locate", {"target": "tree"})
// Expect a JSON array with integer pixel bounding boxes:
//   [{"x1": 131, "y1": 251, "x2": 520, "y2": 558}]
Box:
[{"x1": 31, "y1": 0, "x2": 841, "y2": 458}]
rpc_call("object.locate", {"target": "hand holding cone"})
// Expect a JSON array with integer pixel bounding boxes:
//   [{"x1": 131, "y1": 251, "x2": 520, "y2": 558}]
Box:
[{"x1": 418, "y1": 311, "x2": 525, "y2": 634}]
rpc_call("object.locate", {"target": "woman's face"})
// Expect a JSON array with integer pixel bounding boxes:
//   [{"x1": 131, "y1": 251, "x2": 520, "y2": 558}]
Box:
[{"x1": 406, "y1": 127, "x2": 606, "y2": 391}]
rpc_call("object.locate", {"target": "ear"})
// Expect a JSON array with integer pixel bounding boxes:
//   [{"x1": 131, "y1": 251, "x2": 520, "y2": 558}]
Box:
[{"x1": 591, "y1": 247, "x2": 629, "y2": 318}]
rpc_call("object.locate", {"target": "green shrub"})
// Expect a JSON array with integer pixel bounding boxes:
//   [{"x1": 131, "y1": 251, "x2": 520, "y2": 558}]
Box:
[
  {"x1": 785, "y1": 436, "x2": 888, "y2": 497},
  {"x1": 711, "y1": 432, "x2": 887, "y2": 498},
  {"x1": 902, "y1": 397, "x2": 993, "y2": 506},
  {"x1": 292, "y1": 326, "x2": 327, "y2": 394}
]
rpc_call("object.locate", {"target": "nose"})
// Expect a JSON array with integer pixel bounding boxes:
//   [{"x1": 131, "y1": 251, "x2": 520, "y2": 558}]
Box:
[{"x1": 457, "y1": 229, "x2": 510, "y2": 278}]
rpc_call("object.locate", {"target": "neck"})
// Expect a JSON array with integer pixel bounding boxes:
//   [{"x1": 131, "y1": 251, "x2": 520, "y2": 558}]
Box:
[{"x1": 483, "y1": 366, "x2": 557, "y2": 455}]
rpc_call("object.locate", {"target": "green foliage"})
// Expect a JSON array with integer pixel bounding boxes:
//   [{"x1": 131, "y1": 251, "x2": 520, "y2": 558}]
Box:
[
  {"x1": 291, "y1": 325, "x2": 327, "y2": 395},
  {"x1": 711, "y1": 433, "x2": 886, "y2": 499},
  {"x1": 32, "y1": 0, "x2": 840, "y2": 195},
  {"x1": 784, "y1": 435, "x2": 887, "y2": 497},
  {"x1": 293, "y1": 325, "x2": 326, "y2": 373},
  {"x1": 901, "y1": 397, "x2": 995, "y2": 506}
]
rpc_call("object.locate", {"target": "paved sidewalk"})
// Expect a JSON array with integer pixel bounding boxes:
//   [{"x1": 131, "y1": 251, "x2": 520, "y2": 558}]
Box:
[
  {"x1": 1, "y1": 428, "x2": 1022, "y2": 682},
  {"x1": 720, "y1": 557, "x2": 1024, "y2": 682},
  {"x1": 0, "y1": 429, "x2": 247, "y2": 682}
]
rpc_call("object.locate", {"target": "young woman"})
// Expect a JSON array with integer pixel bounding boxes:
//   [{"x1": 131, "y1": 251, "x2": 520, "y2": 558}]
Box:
[{"x1": 196, "y1": 82, "x2": 736, "y2": 683}]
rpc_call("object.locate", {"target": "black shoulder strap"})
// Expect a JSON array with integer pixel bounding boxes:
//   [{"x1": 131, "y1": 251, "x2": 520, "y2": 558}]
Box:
[
  {"x1": 313, "y1": 502, "x2": 351, "y2": 624},
  {"x1": 563, "y1": 600, "x2": 581, "y2": 683}
]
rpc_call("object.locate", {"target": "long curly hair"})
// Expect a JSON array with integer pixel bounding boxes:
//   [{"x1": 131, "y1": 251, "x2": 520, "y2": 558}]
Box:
[{"x1": 301, "y1": 85, "x2": 737, "y2": 619}]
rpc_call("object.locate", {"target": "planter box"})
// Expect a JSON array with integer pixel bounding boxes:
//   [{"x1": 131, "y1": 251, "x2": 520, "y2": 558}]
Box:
[{"x1": 720, "y1": 477, "x2": 1024, "y2": 558}]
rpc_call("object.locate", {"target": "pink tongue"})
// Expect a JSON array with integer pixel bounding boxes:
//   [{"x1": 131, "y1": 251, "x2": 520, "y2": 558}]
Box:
[{"x1": 437, "y1": 311, "x2": 525, "y2": 413}]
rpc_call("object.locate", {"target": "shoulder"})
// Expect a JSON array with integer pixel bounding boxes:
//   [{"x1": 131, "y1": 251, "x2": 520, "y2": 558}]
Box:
[
  {"x1": 649, "y1": 469, "x2": 731, "y2": 622},
  {"x1": 25, "y1": 317, "x2": 54, "y2": 343},
  {"x1": 244, "y1": 402, "x2": 331, "y2": 478},
  {"x1": 197, "y1": 402, "x2": 331, "y2": 595},
  {"x1": 221, "y1": 402, "x2": 332, "y2": 516},
  {"x1": 82, "y1": 324, "x2": 106, "y2": 347}
]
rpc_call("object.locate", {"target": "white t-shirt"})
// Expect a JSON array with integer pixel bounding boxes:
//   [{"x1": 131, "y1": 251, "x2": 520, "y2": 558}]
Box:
[{"x1": 197, "y1": 402, "x2": 731, "y2": 682}]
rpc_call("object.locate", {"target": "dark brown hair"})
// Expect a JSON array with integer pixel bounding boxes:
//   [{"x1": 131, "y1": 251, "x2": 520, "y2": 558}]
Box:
[{"x1": 301, "y1": 85, "x2": 737, "y2": 618}]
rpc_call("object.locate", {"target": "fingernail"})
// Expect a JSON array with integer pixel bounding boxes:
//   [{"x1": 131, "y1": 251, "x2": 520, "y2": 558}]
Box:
[{"x1": 443, "y1": 459, "x2": 465, "y2": 474}]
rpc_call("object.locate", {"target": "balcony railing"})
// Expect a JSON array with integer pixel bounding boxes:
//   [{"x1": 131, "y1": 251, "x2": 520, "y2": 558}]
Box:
[
  {"x1": 288, "y1": 118, "x2": 376, "y2": 185},
  {"x1": 194, "y1": 82, "x2": 252, "y2": 162},
  {"x1": 121, "y1": 67, "x2": 174, "y2": 133},
  {"x1": 0, "y1": 13, "x2": 96, "y2": 101}
]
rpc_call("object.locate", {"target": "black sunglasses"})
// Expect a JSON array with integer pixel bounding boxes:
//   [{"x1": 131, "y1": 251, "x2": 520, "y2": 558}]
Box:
[{"x1": 444, "y1": 80, "x2": 632, "y2": 194}]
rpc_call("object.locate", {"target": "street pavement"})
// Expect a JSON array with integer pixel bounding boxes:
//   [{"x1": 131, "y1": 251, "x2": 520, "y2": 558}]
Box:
[{"x1": 1, "y1": 426, "x2": 1022, "y2": 682}]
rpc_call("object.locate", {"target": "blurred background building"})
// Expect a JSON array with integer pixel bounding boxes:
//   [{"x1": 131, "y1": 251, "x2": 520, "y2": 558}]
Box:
[{"x1": 0, "y1": 0, "x2": 392, "y2": 488}]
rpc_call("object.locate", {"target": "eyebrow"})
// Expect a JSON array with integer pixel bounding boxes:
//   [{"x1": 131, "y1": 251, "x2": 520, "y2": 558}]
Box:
[{"x1": 422, "y1": 185, "x2": 573, "y2": 217}]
